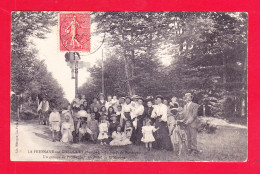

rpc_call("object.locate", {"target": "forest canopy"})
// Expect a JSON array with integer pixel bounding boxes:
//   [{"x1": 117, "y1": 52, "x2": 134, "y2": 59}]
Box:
[
  {"x1": 11, "y1": 11, "x2": 68, "y2": 112},
  {"x1": 79, "y1": 12, "x2": 247, "y2": 119}
]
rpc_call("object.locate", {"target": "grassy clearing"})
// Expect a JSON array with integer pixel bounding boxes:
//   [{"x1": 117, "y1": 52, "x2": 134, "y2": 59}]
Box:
[{"x1": 12, "y1": 118, "x2": 247, "y2": 162}]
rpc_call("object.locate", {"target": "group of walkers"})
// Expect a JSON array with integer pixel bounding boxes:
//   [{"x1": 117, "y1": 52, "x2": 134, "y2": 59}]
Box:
[{"x1": 37, "y1": 92, "x2": 200, "y2": 156}]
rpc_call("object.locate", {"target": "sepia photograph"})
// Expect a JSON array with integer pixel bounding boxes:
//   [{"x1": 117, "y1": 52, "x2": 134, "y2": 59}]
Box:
[{"x1": 10, "y1": 11, "x2": 248, "y2": 162}]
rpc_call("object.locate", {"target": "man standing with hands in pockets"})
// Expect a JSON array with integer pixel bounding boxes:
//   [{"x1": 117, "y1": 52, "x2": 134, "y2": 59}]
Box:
[{"x1": 183, "y1": 93, "x2": 200, "y2": 155}]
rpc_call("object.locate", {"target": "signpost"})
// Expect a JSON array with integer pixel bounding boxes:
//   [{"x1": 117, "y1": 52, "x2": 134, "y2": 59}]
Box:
[
  {"x1": 60, "y1": 12, "x2": 91, "y2": 98},
  {"x1": 65, "y1": 52, "x2": 81, "y2": 98}
]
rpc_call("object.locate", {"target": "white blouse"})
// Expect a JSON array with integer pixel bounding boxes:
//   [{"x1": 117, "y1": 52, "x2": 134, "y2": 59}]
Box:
[{"x1": 151, "y1": 103, "x2": 168, "y2": 122}]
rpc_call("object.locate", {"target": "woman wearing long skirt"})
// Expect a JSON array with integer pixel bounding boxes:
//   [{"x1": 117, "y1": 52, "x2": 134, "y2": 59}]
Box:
[
  {"x1": 131, "y1": 97, "x2": 145, "y2": 145},
  {"x1": 151, "y1": 95, "x2": 172, "y2": 151},
  {"x1": 121, "y1": 96, "x2": 133, "y2": 129}
]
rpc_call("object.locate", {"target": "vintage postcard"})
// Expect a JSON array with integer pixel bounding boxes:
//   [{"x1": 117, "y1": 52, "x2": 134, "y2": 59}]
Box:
[{"x1": 10, "y1": 11, "x2": 248, "y2": 161}]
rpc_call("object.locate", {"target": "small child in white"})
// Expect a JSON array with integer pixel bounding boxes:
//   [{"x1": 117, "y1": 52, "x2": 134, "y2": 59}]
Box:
[
  {"x1": 97, "y1": 116, "x2": 109, "y2": 145},
  {"x1": 141, "y1": 119, "x2": 159, "y2": 151},
  {"x1": 49, "y1": 107, "x2": 61, "y2": 142},
  {"x1": 61, "y1": 115, "x2": 73, "y2": 143}
]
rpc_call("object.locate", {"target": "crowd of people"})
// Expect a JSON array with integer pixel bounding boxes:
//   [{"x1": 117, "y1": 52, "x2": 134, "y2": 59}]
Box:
[{"x1": 37, "y1": 92, "x2": 200, "y2": 156}]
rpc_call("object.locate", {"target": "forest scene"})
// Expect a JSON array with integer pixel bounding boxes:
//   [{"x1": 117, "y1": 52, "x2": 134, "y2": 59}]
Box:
[{"x1": 10, "y1": 11, "x2": 247, "y2": 162}]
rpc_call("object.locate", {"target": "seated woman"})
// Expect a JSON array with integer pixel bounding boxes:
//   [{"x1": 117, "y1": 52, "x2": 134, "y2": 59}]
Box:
[{"x1": 110, "y1": 126, "x2": 132, "y2": 146}]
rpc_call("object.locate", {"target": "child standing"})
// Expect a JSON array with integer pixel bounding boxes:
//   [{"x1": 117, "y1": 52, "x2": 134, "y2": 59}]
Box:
[
  {"x1": 61, "y1": 115, "x2": 73, "y2": 143},
  {"x1": 49, "y1": 107, "x2": 61, "y2": 142},
  {"x1": 97, "y1": 116, "x2": 109, "y2": 145},
  {"x1": 87, "y1": 113, "x2": 99, "y2": 143},
  {"x1": 141, "y1": 119, "x2": 159, "y2": 151}
]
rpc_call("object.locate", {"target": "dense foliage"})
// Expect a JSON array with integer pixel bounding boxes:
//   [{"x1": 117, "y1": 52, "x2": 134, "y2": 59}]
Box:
[
  {"x1": 79, "y1": 12, "x2": 247, "y2": 118},
  {"x1": 11, "y1": 11, "x2": 68, "y2": 114}
]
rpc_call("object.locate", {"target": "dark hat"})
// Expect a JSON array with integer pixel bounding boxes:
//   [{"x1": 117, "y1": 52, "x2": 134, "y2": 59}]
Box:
[{"x1": 155, "y1": 95, "x2": 164, "y2": 100}]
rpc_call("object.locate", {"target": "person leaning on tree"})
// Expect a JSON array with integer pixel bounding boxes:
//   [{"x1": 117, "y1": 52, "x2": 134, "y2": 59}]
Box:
[{"x1": 182, "y1": 93, "x2": 200, "y2": 155}]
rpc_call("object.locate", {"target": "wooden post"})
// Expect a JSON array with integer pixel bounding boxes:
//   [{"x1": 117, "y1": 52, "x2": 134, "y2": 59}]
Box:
[{"x1": 75, "y1": 60, "x2": 78, "y2": 98}]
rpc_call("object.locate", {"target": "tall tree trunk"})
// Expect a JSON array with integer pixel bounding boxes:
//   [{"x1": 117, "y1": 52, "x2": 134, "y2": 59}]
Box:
[
  {"x1": 223, "y1": 56, "x2": 227, "y2": 85},
  {"x1": 129, "y1": 28, "x2": 135, "y2": 95},
  {"x1": 120, "y1": 23, "x2": 132, "y2": 96},
  {"x1": 123, "y1": 50, "x2": 132, "y2": 96},
  {"x1": 130, "y1": 49, "x2": 135, "y2": 95}
]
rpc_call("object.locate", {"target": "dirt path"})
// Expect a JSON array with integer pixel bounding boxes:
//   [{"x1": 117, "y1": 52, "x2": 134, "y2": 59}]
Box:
[{"x1": 10, "y1": 119, "x2": 248, "y2": 162}]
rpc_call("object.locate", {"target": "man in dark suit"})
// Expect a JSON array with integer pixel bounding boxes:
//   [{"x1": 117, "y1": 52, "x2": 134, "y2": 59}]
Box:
[{"x1": 183, "y1": 93, "x2": 200, "y2": 155}]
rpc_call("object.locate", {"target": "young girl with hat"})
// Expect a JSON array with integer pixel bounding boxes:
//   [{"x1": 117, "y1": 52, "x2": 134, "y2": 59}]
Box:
[{"x1": 60, "y1": 115, "x2": 74, "y2": 143}]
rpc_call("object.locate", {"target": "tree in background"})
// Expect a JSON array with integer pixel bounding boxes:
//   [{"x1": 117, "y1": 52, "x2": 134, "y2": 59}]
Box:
[
  {"x1": 79, "y1": 12, "x2": 247, "y2": 120},
  {"x1": 11, "y1": 11, "x2": 68, "y2": 117}
]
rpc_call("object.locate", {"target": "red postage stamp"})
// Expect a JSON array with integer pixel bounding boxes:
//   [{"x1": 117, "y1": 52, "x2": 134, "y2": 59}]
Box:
[{"x1": 59, "y1": 13, "x2": 90, "y2": 52}]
